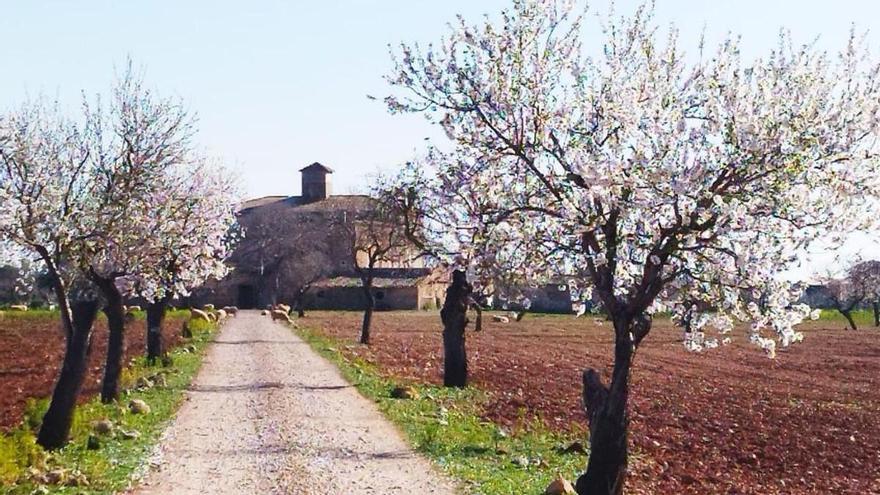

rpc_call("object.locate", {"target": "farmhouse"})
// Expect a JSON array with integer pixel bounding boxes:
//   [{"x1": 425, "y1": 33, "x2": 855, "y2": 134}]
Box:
[{"x1": 193, "y1": 163, "x2": 446, "y2": 310}]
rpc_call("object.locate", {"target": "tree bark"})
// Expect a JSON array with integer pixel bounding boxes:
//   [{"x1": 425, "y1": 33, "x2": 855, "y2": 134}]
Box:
[
  {"x1": 575, "y1": 316, "x2": 638, "y2": 495},
  {"x1": 840, "y1": 309, "x2": 858, "y2": 331},
  {"x1": 94, "y1": 278, "x2": 125, "y2": 403},
  {"x1": 440, "y1": 270, "x2": 471, "y2": 388},
  {"x1": 146, "y1": 297, "x2": 170, "y2": 364},
  {"x1": 360, "y1": 281, "x2": 375, "y2": 345},
  {"x1": 37, "y1": 300, "x2": 99, "y2": 449}
]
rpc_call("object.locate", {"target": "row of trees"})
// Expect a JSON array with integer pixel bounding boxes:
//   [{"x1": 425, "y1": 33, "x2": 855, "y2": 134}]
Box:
[
  {"x1": 379, "y1": 1, "x2": 880, "y2": 493},
  {"x1": 0, "y1": 64, "x2": 238, "y2": 449}
]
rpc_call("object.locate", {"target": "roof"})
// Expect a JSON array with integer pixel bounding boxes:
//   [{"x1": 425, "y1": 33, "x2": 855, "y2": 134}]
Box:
[
  {"x1": 238, "y1": 195, "x2": 287, "y2": 210},
  {"x1": 314, "y1": 267, "x2": 448, "y2": 289},
  {"x1": 299, "y1": 162, "x2": 334, "y2": 173},
  {"x1": 237, "y1": 194, "x2": 373, "y2": 213}
]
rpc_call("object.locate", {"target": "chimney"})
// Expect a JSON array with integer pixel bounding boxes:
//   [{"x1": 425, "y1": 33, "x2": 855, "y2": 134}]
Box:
[{"x1": 299, "y1": 162, "x2": 334, "y2": 202}]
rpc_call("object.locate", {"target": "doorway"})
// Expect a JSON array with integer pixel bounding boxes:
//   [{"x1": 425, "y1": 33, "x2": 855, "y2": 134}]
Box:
[{"x1": 237, "y1": 284, "x2": 257, "y2": 309}]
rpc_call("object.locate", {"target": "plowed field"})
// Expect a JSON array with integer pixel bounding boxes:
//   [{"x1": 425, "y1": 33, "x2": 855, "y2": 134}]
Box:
[
  {"x1": 0, "y1": 311, "x2": 186, "y2": 431},
  {"x1": 304, "y1": 310, "x2": 880, "y2": 495}
]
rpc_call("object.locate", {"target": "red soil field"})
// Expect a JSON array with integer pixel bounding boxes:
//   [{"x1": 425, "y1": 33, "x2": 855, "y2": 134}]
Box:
[
  {"x1": 0, "y1": 312, "x2": 186, "y2": 431},
  {"x1": 303, "y1": 310, "x2": 880, "y2": 495}
]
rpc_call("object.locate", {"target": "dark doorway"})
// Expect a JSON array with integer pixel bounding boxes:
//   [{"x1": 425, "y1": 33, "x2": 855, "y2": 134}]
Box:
[{"x1": 237, "y1": 285, "x2": 257, "y2": 309}]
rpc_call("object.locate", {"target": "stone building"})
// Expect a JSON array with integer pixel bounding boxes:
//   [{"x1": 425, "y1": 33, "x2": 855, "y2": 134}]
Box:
[{"x1": 195, "y1": 163, "x2": 446, "y2": 310}]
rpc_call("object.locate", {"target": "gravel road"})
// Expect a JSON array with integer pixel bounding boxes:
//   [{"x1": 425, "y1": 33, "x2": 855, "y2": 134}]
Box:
[{"x1": 132, "y1": 311, "x2": 460, "y2": 494}]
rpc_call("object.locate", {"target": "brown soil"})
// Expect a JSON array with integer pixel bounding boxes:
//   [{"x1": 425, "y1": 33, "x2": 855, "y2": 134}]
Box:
[
  {"x1": 303, "y1": 310, "x2": 880, "y2": 495},
  {"x1": 0, "y1": 313, "x2": 186, "y2": 431}
]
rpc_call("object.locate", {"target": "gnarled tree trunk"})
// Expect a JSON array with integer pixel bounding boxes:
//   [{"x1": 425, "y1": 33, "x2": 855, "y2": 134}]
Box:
[
  {"x1": 840, "y1": 309, "x2": 858, "y2": 331},
  {"x1": 360, "y1": 281, "x2": 375, "y2": 345},
  {"x1": 37, "y1": 300, "x2": 100, "y2": 449},
  {"x1": 146, "y1": 296, "x2": 170, "y2": 364},
  {"x1": 575, "y1": 316, "x2": 640, "y2": 495},
  {"x1": 440, "y1": 270, "x2": 471, "y2": 388},
  {"x1": 93, "y1": 277, "x2": 125, "y2": 403}
]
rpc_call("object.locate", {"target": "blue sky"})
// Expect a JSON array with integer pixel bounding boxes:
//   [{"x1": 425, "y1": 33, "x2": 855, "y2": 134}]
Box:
[{"x1": 2, "y1": 1, "x2": 878, "y2": 277}]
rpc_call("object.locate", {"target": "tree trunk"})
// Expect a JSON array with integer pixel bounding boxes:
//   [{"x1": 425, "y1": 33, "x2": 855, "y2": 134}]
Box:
[
  {"x1": 146, "y1": 297, "x2": 170, "y2": 364},
  {"x1": 294, "y1": 288, "x2": 307, "y2": 317},
  {"x1": 37, "y1": 300, "x2": 99, "y2": 449},
  {"x1": 95, "y1": 279, "x2": 125, "y2": 403},
  {"x1": 440, "y1": 270, "x2": 471, "y2": 388},
  {"x1": 840, "y1": 309, "x2": 858, "y2": 331},
  {"x1": 873, "y1": 301, "x2": 879, "y2": 327},
  {"x1": 360, "y1": 282, "x2": 375, "y2": 345},
  {"x1": 575, "y1": 317, "x2": 638, "y2": 495}
]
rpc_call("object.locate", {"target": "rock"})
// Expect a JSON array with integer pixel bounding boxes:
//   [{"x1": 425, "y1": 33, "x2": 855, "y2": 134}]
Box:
[
  {"x1": 45, "y1": 469, "x2": 66, "y2": 484},
  {"x1": 492, "y1": 315, "x2": 510, "y2": 323},
  {"x1": 93, "y1": 419, "x2": 114, "y2": 434},
  {"x1": 65, "y1": 470, "x2": 89, "y2": 487},
  {"x1": 153, "y1": 374, "x2": 168, "y2": 387},
  {"x1": 129, "y1": 399, "x2": 151, "y2": 415},
  {"x1": 544, "y1": 476, "x2": 576, "y2": 495},
  {"x1": 136, "y1": 376, "x2": 155, "y2": 389},
  {"x1": 120, "y1": 429, "x2": 141, "y2": 440},
  {"x1": 261, "y1": 309, "x2": 269, "y2": 316},
  {"x1": 390, "y1": 385, "x2": 419, "y2": 400},
  {"x1": 9, "y1": 304, "x2": 28, "y2": 311},
  {"x1": 511, "y1": 455, "x2": 530, "y2": 467},
  {"x1": 86, "y1": 435, "x2": 101, "y2": 450}
]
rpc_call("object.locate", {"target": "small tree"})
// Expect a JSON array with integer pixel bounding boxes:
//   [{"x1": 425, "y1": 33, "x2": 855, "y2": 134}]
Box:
[
  {"x1": 385, "y1": 1, "x2": 880, "y2": 491},
  {"x1": 338, "y1": 197, "x2": 413, "y2": 345}
]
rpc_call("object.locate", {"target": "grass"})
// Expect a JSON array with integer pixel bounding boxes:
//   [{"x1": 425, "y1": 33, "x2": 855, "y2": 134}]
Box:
[
  {"x1": 295, "y1": 325, "x2": 589, "y2": 495},
  {"x1": 0, "y1": 317, "x2": 216, "y2": 495},
  {"x1": 814, "y1": 308, "x2": 876, "y2": 327}
]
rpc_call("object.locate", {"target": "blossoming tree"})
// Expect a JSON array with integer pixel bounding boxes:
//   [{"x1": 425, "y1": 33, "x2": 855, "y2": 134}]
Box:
[
  {"x1": 0, "y1": 100, "x2": 104, "y2": 449},
  {"x1": 77, "y1": 67, "x2": 199, "y2": 402},
  {"x1": 384, "y1": 1, "x2": 880, "y2": 492},
  {"x1": 132, "y1": 158, "x2": 238, "y2": 363}
]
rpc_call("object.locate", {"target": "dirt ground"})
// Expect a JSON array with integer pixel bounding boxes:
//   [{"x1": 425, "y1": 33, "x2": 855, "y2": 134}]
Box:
[
  {"x1": 303, "y1": 310, "x2": 880, "y2": 495},
  {"x1": 0, "y1": 312, "x2": 186, "y2": 431}
]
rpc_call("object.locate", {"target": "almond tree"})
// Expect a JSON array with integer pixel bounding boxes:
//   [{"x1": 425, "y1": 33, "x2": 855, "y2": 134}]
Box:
[
  {"x1": 132, "y1": 158, "x2": 238, "y2": 363},
  {"x1": 384, "y1": 1, "x2": 880, "y2": 492},
  {"x1": 0, "y1": 100, "x2": 103, "y2": 449},
  {"x1": 78, "y1": 67, "x2": 198, "y2": 402}
]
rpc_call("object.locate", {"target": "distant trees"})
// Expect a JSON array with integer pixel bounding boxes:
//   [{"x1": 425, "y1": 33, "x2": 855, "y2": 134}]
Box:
[
  {"x1": 384, "y1": 1, "x2": 880, "y2": 492},
  {"x1": 0, "y1": 65, "x2": 237, "y2": 448}
]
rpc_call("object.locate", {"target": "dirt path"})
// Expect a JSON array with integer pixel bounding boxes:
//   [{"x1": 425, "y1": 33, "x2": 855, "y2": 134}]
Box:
[{"x1": 132, "y1": 311, "x2": 459, "y2": 495}]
